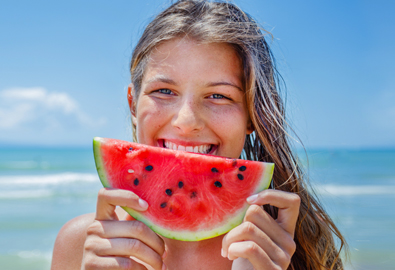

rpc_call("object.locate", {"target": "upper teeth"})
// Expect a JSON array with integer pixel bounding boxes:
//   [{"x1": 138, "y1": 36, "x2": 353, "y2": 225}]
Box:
[{"x1": 164, "y1": 141, "x2": 211, "y2": 154}]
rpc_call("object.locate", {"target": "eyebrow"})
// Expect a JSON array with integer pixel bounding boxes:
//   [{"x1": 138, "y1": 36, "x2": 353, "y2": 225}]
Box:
[
  {"x1": 145, "y1": 75, "x2": 177, "y2": 86},
  {"x1": 205, "y1": 81, "x2": 243, "y2": 92},
  {"x1": 145, "y1": 75, "x2": 243, "y2": 92}
]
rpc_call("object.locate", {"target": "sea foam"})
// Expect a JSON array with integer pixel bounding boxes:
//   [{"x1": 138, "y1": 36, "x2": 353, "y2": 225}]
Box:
[
  {"x1": 0, "y1": 173, "x2": 100, "y2": 199},
  {"x1": 316, "y1": 184, "x2": 395, "y2": 196},
  {"x1": 0, "y1": 172, "x2": 98, "y2": 186}
]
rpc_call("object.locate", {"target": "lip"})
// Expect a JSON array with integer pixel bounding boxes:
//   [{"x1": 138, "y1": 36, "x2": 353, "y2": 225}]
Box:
[{"x1": 158, "y1": 139, "x2": 218, "y2": 155}]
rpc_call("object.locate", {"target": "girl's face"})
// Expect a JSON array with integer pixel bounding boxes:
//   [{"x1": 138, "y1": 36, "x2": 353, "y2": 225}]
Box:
[{"x1": 132, "y1": 38, "x2": 253, "y2": 159}]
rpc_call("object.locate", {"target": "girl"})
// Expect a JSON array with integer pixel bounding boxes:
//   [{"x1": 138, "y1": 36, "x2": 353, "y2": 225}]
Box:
[{"x1": 51, "y1": 1, "x2": 346, "y2": 269}]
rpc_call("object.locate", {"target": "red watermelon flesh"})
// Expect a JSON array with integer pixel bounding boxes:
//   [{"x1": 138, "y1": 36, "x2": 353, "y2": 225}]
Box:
[{"x1": 93, "y1": 137, "x2": 274, "y2": 241}]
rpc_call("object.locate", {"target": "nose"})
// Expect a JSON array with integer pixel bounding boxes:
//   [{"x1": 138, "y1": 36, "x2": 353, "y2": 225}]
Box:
[{"x1": 172, "y1": 96, "x2": 204, "y2": 134}]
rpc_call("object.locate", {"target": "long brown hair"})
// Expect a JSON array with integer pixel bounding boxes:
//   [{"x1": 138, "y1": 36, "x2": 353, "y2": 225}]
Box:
[{"x1": 129, "y1": 1, "x2": 347, "y2": 269}]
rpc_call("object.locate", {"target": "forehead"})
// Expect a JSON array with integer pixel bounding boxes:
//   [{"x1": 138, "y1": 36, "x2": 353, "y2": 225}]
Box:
[{"x1": 142, "y1": 38, "x2": 243, "y2": 86}]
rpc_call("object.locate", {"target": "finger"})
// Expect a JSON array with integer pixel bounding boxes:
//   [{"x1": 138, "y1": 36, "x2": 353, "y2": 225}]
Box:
[
  {"x1": 84, "y1": 253, "x2": 148, "y2": 270},
  {"x1": 247, "y1": 189, "x2": 300, "y2": 237},
  {"x1": 90, "y1": 238, "x2": 164, "y2": 270},
  {"x1": 243, "y1": 205, "x2": 296, "y2": 255},
  {"x1": 96, "y1": 188, "x2": 148, "y2": 221},
  {"x1": 222, "y1": 220, "x2": 283, "y2": 262},
  {"x1": 87, "y1": 220, "x2": 165, "y2": 257},
  {"x1": 227, "y1": 241, "x2": 277, "y2": 269}
]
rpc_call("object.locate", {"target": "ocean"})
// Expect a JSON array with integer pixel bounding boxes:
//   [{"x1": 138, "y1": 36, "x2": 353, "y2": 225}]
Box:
[{"x1": 0, "y1": 146, "x2": 394, "y2": 269}]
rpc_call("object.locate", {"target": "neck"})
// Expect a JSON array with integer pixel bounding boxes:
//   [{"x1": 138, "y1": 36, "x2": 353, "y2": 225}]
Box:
[
  {"x1": 163, "y1": 236, "x2": 232, "y2": 270},
  {"x1": 119, "y1": 208, "x2": 232, "y2": 269}
]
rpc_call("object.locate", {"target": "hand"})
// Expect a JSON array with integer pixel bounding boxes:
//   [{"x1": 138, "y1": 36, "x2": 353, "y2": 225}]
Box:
[
  {"x1": 222, "y1": 189, "x2": 300, "y2": 270},
  {"x1": 82, "y1": 188, "x2": 166, "y2": 270}
]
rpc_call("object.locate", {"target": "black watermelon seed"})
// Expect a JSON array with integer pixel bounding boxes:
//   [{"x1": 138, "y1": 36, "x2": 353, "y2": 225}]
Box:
[
  {"x1": 239, "y1": 166, "x2": 247, "y2": 171},
  {"x1": 145, "y1": 165, "x2": 153, "y2": 171},
  {"x1": 165, "y1": 189, "x2": 173, "y2": 196},
  {"x1": 237, "y1": 174, "x2": 244, "y2": 180},
  {"x1": 178, "y1": 181, "x2": 184, "y2": 188},
  {"x1": 211, "y1": 167, "x2": 219, "y2": 173},
  {"x1": 214, "y1": 181, "x2": 222, "y2": 188},
  {"x1": 133, "y1": 178, "x2": 139, "y2": 186},
  {"x1": 160, "y1": 202, "x2": 167, "y2": 208},
  {"x1": 190, "y1": 191, "x2": 197, "y2": 198},
  {"x1": 128, "y1": 147, "x2": 133, "y2": 151}
]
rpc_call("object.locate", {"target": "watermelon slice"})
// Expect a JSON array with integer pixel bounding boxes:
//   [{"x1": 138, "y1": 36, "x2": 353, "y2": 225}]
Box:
[{"x1": 93, "y1": 137, "x2": 274, "y2": 241}]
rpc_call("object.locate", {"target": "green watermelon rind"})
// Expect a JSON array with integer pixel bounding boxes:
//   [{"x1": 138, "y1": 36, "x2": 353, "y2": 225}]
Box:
[
  {"x1": 93, "y1": 137, "x2": 274, "y2": 241},
  {"x1": 93, "y1": 137, "x2": 110, "y2": 187}
]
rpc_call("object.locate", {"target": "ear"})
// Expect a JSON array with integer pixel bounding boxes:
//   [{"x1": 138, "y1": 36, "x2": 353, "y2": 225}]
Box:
[
  {"x1": 127, "y1": 83, "x2": 137, "y2": 126},
  {"x1": 246, "y1": 119, "x2": 254, "y2": 135}
]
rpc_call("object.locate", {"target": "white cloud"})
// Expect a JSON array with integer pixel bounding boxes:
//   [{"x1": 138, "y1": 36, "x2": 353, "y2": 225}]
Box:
[
  {"x1": 0, "y1": 103, "x2": 35, "y2": 129},
  {"x1": 0, "y1": 87, "x2": 106, "y2": 130}
]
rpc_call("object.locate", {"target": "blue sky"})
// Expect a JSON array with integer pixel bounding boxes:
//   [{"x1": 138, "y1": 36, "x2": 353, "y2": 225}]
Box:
[{"x1": 1, "y1": 0, "x2": 394, "y2": 148}]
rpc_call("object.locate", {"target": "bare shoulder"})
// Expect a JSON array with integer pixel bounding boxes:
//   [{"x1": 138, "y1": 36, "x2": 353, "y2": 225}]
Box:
[{"x1": 51, "y1": 213, "x2": 95, "y2": 270}]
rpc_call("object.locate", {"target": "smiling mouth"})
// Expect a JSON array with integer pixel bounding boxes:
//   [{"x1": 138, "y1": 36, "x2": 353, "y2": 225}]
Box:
[{"x1": 160, "y1": 140, "x2": 217, "y2": 154}]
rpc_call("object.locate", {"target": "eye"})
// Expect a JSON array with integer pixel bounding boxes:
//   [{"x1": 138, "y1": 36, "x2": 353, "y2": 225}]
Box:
[
  {"x1": 157, "y1": 89, "x2": 173, "y2": 95},
  {"x1": 209, "y1": 94, "x2": 230, "y2": 100}
]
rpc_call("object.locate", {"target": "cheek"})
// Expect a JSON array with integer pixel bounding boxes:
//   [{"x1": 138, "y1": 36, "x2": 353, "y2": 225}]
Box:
[
  {"x1": 209, "y1": 105, "x2": 248, "y2": 131},
  {"x1": 208, "y1": 105, "x2": 248, "y2": 148},
  {"x1": 135, "y1": 100, "x2": 166, "y2": 143}
]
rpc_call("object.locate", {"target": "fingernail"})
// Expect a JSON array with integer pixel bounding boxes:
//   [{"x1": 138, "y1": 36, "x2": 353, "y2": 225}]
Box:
[
  {"x1": 162, "y1": 263, "x2": 167, "y2": 270},
  {"x1": 246, "y1": 194, "x2": 258, "y2": 203},
  {"x1": 162, "y1": 250, "x2": 167, "y2": 259},
  {"x1": 138, "y1": 198, "x2": 148, "y2": 210},
  {"x1": 221, "y1": 249, "x2": 225, "y2": 258}
]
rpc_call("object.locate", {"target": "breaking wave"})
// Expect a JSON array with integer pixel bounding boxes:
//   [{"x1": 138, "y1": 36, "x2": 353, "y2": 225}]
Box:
[
  {"x1": 0, "y1": 172, "x2": 98, "y2": 186},
  {"x1": 0, "y1": 172, "x2": 101, "y2": 200},
  {"x1": 315, "y1": 184, "x2": 395, "y2": 196}
]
